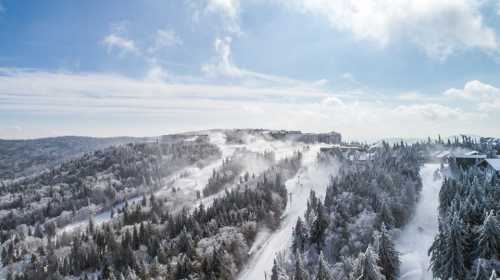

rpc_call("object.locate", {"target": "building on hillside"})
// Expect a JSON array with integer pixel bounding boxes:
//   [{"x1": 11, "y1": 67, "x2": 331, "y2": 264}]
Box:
[
  {"x1": 298, "y1": 131, "x2": 341, "y2": 144},
  {"x1": 450, "y1": 154, "x2": 487, "y2": 169},
  {"x1": 477, "y1": 158, "x2": 500, "y2": 177}
]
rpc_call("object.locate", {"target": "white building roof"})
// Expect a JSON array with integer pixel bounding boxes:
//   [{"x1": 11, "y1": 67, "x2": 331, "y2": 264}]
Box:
[
  {"x1": 453, "y1": 154, "x2": 487, "y2": 159},
  {"x1": 484, "y1": 159, "x2": 500, "y2": 171}
]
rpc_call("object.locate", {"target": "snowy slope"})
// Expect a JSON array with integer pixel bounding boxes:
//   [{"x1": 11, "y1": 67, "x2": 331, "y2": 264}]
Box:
[
  {"x1": 237, "y1": 144, "x2": 337, "y2": 280},
  {"x1": 395, "y1": 163, "x2": 443, "y2": 280},
  {"x1": 57, "y1": 132, "x2": 305, "y2": 235},
  {"x1": 58, "y1": 132, "x2": 234, "y2": 235}
]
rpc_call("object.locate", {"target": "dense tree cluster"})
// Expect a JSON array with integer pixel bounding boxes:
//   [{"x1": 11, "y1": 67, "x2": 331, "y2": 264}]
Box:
[
  {"x1": 429, "y1": 168, "x2": 500, "y2": 279},
  {"x1": 0, "y1": 138, "x2": 221, "y2": 232},
  {"x1": 1, "y1": 148, "x2": 303, "y2": 280},
  {"x1": 0, "y1": 136, "x2": 143, "y2": 181},
  {"x1": 279, "y1": 142, "x2": 422, "y2": 280},
  {"x1": 202, "y1": 149, "x2": 275, "y2": 197}
]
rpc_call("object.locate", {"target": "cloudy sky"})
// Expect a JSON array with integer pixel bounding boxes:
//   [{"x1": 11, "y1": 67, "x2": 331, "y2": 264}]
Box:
[{"x1": 1, "y1": 0, "x2": 500, "y2": 140}]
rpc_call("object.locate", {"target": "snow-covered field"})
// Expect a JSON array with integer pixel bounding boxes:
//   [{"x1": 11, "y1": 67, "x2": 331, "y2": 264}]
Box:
[
  {"x1": 395, "y1": 163, "x2": 443, "y2": 280},
  {"x1": 238, "y1": 144, "x2": 337, "y2": 280}
]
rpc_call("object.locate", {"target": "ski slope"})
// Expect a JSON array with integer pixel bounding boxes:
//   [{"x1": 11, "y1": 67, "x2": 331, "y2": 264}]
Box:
[
  {"x1": 57, "y1": 132, "x2": 307, "y2": 235},
  {"x1": 395, "y1": 163, "x2": 443, "y2": 280},
  {"x1": 238, "y1": 144, "x2": 337, "y2": 280},
  {"x1": 58, "y1": 132, "x2": 236, "y2": 235}
]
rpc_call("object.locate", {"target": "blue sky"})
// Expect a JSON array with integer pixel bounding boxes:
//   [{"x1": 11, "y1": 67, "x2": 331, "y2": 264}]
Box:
[{"x1": 1, "y1": 0, "x2": 500, "y2": 140}]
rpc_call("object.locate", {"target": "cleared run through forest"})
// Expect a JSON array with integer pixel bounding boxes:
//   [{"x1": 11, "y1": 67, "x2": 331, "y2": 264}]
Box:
[
  {"x1": 395, "y1": 163, "x2": 443, "y2": 280},
  {"x1": 237, "y1": 144, "x2": 337, "y2": 280}
]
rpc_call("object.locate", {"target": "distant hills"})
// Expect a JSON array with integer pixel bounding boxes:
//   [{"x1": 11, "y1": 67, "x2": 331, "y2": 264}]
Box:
[{"x1": 0, "y1": 136, "x2": 150, "y2": 181}]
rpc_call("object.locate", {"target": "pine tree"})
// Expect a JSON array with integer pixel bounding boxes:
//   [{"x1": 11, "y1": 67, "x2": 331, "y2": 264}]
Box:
[
  {"x1": 376, "y1": 224, "x2": 399, "y2": 280},
  {"x1": 469, "y1": 259, "x2": 491, "y2": 280},
  {"x1": 431, "y1": 213, "x2": 467, "y2": 280},
  {"x1": 271, "y1": 259, "x2": 280, "y2": 280},
  {"x1": 294, "y1": 254, "x2": 309, "y2": 280},
  {"x1": 315, "y1": 252, "x2": 331, "y2": 280},
  {"x1": 310, "y1": 201, "x2": 328, "y2": 251},
  {"x1": 150, "y1": 257, "x2": 160, "y2": 278},
  {"x1": 350, "y1": 245, "x2": 386, "y2": 280},
  {"x1": 88, "y1": 216, "x2": 95, "y2": 235},
  {"x1": 377, "y1": 203, "x2": 395, "y2": 229},
  {"x1": 474, "y1": 211, "x2": 500, "y2": 260},
  {"x1": 429, "y1": 220, "x2": 446, "y2": 278},
  {"x1": 293, "y1": 217, "x2": 307, "y2": 253}
]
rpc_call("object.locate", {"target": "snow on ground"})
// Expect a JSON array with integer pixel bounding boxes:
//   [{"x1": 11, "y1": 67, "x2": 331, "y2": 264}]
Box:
[
  {"x1": 58, "y1": 132, "x2": 235, "y2": 235},
  {"x1": 395, "y1": 163, "x2": 443, "y2": 280},
  {"x1": 237, "y1": 144, "x2": 337, "y2": 280},
  {"x1": 57, "y1": 132, "x2": 329, "y2": 241}
]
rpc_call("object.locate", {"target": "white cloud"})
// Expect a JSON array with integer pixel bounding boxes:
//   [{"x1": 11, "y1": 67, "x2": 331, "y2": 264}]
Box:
[
  {"x1": 189, "y1": 0, "x2": 241, "y2": 33},
  {"x1": 202, "y1": 37, "x2": 329, "y2": 89},
  {"x1": 444, "y1": 80, "x2": 500, "y2": 101},
  {"x1": 392, "y1": 103, "x2": 463, "y2": 121},
  {"x1": 281, "y1": 0, "x2": 498, "y2": 59},
  {"x1": 340, "y1": 72, "x2": 356, "y2": 83},
  {"x1": 103, "y1": 34, "x2": 140, "y2": 56},
  {"x1": 149, "y1": 29, "x2": 182, "y2": 53},
  {"x1": 202, "y1": 36, "x2": 241, "y2": 77},
  {"x1": 443, "y1": 80, "x2": 500, "y2": 112},
  {"x1": 145, "y1": 65, "x2": 170, "y2": 82},
  {"x1": 207, "y1": 0, "x2": 239, "y2": 20},
  {"x1": 0, "y1": 68, "x2": 497, "y2": 140},
  {"x1": 398, "y1": 91, "x2": 421, "y2": 101},
  {"x1": 321, "y1": 96, "x2": 345, "y2": 107}
]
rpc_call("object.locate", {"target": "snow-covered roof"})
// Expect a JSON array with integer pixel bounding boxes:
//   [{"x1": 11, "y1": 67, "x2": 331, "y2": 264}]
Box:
[
  {"x1": 484, "y1": 159, "x2": 500, "y2": 171},
  {"x1": 451, "y1": 154, "x2": 486, "y2": 159},
  {"x1": 453, "y1": 154, "x2": 487, "y2": 159}
]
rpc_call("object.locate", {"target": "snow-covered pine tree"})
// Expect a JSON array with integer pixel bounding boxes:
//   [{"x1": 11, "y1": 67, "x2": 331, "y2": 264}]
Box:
[
  {"x1": 432, "y1": 213, "x2": 467, "y2": 280},
  {"x1": 474, "y1": 210, "x2": 500, "y2": 260},
  {"x1": 376, "y1": 224, "x2": 399, "y2": 280},
  {"x1": 294, "y1": 253, "x2": 310, "y2": 280},
  {"x1": 469, "y1": 259, "x2": 492, "y2": 280},
  {"x1": 376, "y1": 203, "x2": 395, "y2": 230},
  {"x1": 271, "y1": 259, "x2": 280, "y2": 280},
  {"x1": 310, "y1": 201, "x2": 328, "y2": 251},
  {"x1": 316, "y1": 251, "x2": 331, "y2": 280},
  {"x1": 350, "y1": 245, "x2": 386, "y2": 280},
  {"x1": 429, "y1": 221, "x2": 445, "y2": 270},
  {"x1": 293, "y1": 217, "x2": 308, "y2": 253}
]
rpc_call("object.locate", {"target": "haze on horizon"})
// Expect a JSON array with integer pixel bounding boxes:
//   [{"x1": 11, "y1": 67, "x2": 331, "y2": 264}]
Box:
[{"x1": 1, "y1": 0, "x2": 500, "y2": 140}]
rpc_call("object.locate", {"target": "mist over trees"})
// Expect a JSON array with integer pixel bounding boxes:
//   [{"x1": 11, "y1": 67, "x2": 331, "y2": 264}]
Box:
[
  {"x1": 1, "y1": 131, "x2": 499, "y2": 279},
  {"x1": 0, "y1": 138, "x2": 221, "y2": 233},
  {"x1": 0, "y1": 131, "x2": 305, "y2": 280},
  {"x1": 271, "y1": 142, "x2": 423, "y2": 280}
]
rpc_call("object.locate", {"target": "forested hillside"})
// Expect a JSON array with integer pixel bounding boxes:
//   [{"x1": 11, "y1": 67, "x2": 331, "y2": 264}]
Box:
[
  {"x1": 0, "y1": 137, "x2": 221, "y2": 235},
  {"x1": 429, "y1": 168, "x2": 500, "y2": 279},
  {"x1": 272, "y1": 142, "x2": 424, "y2": 280},
  {"x1": 2, "y1": 131, "x2": 499, "y2": 280},
  {"x1": 0, "y1": 136, "x2": 148, "y2": 181},
  {"x1": 1, "y1": 145, "x2": 303, "y2": 279}
]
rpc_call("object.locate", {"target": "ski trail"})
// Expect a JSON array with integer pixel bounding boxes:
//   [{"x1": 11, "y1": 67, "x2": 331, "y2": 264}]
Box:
[
  {"x1": 395, "y1": 163, "x2": 443, "y2": 280},
  {"x1": 58, "y1": 132, "x2": 235, "y2": 235},
  {"x1": 238, "y1": 144, "x2": 336, "y2": 280}
]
